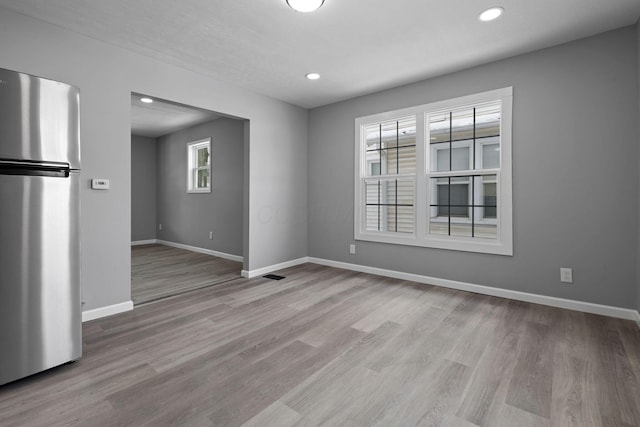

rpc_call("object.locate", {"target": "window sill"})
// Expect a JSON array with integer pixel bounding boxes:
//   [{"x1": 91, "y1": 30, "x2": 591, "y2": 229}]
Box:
[{"x1": 355, "y1": 231, "x2": 513, "y2": 256}]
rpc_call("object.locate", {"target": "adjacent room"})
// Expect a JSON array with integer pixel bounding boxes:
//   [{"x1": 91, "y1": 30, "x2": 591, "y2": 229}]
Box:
[
  {"x1": 130, "y1": 94, "x2": 245, "y2": 304},
  {"x1": 0, "y1": 0, "x2": 639, "y2": 426}
]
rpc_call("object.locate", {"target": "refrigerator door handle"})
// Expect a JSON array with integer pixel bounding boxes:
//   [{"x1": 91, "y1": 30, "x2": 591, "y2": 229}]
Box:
[{"x1": 0, "y1": 159, "x2": 71, "y2": 177}]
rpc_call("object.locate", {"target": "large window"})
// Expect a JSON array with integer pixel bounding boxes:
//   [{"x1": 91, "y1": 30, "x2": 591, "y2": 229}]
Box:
[
  {"x1": 187, "y1": 138, "x2": 211, "y2": 193},
  {"x1": 354, "y1": 87, "x2": 513, "y2": 255}
]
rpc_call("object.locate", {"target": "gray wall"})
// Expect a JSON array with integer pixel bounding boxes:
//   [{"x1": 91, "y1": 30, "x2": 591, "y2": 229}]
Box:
[
  {"x1": 157, "y1": 118, "x2": 244, "y2": 257},
  {"x1": 308, "y1": 26, "x2": 639, "y2": 309},
  {"x1": 637, "y1": 19, "x2": 640, "y2": 313},
  {"x1": 0, "y1": 7, "x2": 308, "y2": 311},
  {"x1": 131, "y1": 135, "x2": 157, "y2": 242}
]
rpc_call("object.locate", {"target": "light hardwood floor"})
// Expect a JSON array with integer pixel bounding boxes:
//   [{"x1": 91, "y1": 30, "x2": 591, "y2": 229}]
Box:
[
  {"x1": 131, "y1": 244, "x2": 242, "y2": 304},
  {"x1": 1, "y1": 263, "x2": 639, "y2": 426}
]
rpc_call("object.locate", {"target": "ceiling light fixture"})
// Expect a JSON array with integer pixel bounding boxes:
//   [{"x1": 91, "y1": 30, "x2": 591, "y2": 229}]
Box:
[
  {"x1": 140, "y1": 97, "x2": 154, "y2": 103},
  {"x1": 479, "y1": 7, "x2": 504, "y2": 22},
  {"x1": 286, "y1": 0, "x2": 324, "y2": 13},
  {"x1": 306, "y1": 73, "x2": 320, "y2": 80}
]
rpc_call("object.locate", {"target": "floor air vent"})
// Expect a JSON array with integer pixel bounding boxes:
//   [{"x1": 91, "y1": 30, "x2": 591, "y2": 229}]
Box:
[{"x1": 263, "y1": 274, "x2": 285, "y2": 280}]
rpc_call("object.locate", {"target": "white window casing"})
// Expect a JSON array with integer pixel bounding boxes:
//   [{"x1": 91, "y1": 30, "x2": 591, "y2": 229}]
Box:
[{"x1": 354, "y1": 87, "x2": 513, "y2": 256}]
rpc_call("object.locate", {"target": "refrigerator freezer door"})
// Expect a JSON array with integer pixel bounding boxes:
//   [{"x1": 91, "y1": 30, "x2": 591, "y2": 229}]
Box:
[
  {"x1": 0, "y1": 172, "x2": 81, "y2": 385},
  {"x1": 0, "y1": 68, "x2": 80, "y2": 169}
]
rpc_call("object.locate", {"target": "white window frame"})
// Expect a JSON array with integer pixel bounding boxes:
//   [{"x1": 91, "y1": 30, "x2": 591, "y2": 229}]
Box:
[
  {"x1": 354, "y1": 87, "x2": 513, "y2": 256},
  {"x1": 186, "y1": 138, "x2": 211, "y2": 193}
]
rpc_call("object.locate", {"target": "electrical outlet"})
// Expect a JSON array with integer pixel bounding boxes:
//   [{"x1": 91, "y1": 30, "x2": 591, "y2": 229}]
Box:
[
  {"x1": 560, "y1": 267, "x2": 573, "y2": 283},
  {"x1": 159, "y1": 223, "x2": 162, "y2": 231},
  {"x1": 209, "y1": 231, "x2": 213, "y2": 240},
  {"x1": 349, "y1": 244, "x2": 356, "y2": 255}
]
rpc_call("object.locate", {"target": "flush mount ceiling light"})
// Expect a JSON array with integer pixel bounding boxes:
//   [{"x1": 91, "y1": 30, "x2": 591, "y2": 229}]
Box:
[
  {"x1": 479, "y1": 7, "x2": 504, "y2": 22},
  {"x1": 140, "y1": 97, "x2": 154, "y2": 103},
  {"x1": 286, "y1": 0, "x2": 324, "y2": 13},
  {"x1": 306, "y1": 73, "x2": 320, "y2": 80}
]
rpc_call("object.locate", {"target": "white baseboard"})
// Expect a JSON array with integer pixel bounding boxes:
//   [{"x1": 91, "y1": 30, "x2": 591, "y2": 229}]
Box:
[
  {"x1": 80, "y1": 255, "x2": 640, "y2": 326},
  {"x1": 307, "y1": 257, "x2": 640, "y2": 322},
  {"x1": 241, "y1": 257, "x2": 308, "y2": 279},
  {"x1": 131, "y1": 239, "x2": 158, "y2": 246},
  {"x1": 156, "y1": 240, "x2": 243, "y2": 263},
  {"x1": 82, "y1": 300, "x2": 133, "y2": 322}
]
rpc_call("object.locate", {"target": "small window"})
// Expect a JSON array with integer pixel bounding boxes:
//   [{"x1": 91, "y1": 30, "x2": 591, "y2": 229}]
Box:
[
  {"x1": 187, "y1": 138, "x2": 211, "y2": 193},
  {"x1": 370, "y1": 161, "x2": 381, "y2": 176}
]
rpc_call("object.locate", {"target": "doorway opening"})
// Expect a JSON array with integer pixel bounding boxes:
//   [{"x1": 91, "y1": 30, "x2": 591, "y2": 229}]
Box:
[{"x1": 130, "y1": 93, "x2": 246, "y2": 305}]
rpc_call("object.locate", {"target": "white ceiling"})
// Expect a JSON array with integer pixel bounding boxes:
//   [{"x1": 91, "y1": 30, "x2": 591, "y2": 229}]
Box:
[
  {"x1": 1, "y1": 0, "x2": 639, "y2": 109},
  {"x1": 130, "y1": 94, "x2": 222, "y2": 138}
]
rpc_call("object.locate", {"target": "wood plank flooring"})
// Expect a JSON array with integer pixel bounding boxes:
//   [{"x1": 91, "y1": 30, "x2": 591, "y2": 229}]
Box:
[
  {"x1": 1, "y1": 263, "x2": 639, "y2": 426},
  {"x1": 131, "y1": 244, "x2": 242, "y2": 304}
]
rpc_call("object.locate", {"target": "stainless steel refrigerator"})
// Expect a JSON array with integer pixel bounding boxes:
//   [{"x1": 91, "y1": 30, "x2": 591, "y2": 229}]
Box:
[{"x1": 0, "y1": 67, "x2": 82, "y2": 386}]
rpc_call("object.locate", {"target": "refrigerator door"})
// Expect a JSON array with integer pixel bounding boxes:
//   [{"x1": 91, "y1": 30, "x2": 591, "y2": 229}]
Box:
[
  {"x1": 0, "y1": 67, "x2": 80, "y2": 169},
  {"x1": 0, "y1": 172, "x2": 81, "y2": 385}
]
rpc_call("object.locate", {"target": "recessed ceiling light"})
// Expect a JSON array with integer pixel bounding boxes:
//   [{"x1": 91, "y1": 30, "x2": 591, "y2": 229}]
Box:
[
  {"x1": 286, "y1": 0, "x2": 324, "y2": 13},
  {"x1": 306, "y1": 73, "x2": 320, "y2": 80},
  {"x1": 479, "y1": 7, "x2": 504, "y2": 22},
  {"x1": 140, "y1": 97, "x2": 154, "y2": 103}
]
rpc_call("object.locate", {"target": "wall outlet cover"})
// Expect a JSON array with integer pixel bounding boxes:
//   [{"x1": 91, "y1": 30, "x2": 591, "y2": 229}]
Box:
[{"x1": 560, "y1": 267, "x2": 573, "y2": 283}]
